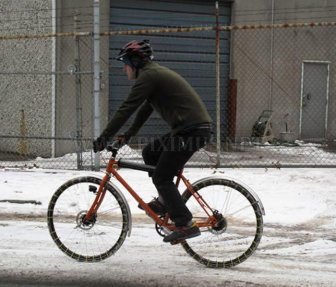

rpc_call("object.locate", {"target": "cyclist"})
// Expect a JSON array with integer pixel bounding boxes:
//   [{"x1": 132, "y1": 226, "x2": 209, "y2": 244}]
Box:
[{"x1": 93, "y1": 40, "x2": 212, "y2": 243}]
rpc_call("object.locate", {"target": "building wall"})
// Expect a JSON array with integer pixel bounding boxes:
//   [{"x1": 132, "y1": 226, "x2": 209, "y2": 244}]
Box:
[
  {"x1": 0, "y1": 0, "x2": 110, "y2": 158},
  {"x1": 55, "y1": 0, "x2": 110, "y2": 156},
  {"x1": 231, "y1": 0, "x2": 336, "y2": 141},
  {"x1": 0, "y1": 0, "x2": 53, "y2": 156}
]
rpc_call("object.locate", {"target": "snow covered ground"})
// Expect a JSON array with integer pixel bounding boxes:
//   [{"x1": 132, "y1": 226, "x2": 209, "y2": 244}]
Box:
[{"x1": 0, "y1": 167, "x2": 335, "y2": 286}]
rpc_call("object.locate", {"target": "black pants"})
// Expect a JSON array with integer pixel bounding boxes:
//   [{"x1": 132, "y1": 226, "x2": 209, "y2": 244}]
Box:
[{"x1": 142, "y1": 127, "x2": 211, "y2": 227}]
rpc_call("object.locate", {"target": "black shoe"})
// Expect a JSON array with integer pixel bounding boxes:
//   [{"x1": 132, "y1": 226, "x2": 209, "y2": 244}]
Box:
[
  {"x1": 163, "y1": 221, "x2": 200, "y2": 243},
  {"x1": 138, "y1": 198, "x2": 167, "y2": 216}
]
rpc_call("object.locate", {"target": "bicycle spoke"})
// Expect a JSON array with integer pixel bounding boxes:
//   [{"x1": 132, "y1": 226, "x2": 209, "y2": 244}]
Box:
[
  {"x1": 222, "y1": 189, "x2": 232, "y2": 215},
  {"x1": 226, "y1": 203, "x2": 254, "y2": 217}
]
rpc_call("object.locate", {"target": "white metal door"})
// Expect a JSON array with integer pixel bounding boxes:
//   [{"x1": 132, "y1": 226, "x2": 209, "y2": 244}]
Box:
[{"x1": 300, "y1": 62, "x2": 329, "y2": 140}]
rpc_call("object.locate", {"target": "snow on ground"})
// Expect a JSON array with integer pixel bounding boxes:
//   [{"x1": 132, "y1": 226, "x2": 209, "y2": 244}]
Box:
[
  {"x1": 0, "y1": 167, "x2": 335, "y2": 286},
  {"x1": 1, "y1": 167, "x2": 335, "y2": 225}
]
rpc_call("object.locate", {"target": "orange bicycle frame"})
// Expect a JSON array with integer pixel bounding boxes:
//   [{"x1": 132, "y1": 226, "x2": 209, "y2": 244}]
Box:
[{"x1": 85, "y1": 156, "x2": 218, "y2": 229}]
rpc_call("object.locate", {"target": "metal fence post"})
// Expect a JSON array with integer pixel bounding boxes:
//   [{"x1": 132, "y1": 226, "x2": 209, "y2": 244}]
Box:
[
  {"x1": 74, "y1": 14, "x2": 83, "y2": 170},
  {"x1": 215, "y1": 1, "x2": 221, "y2": 167},
  {"x1": 269, "y1": 0, "x2": 275, "y2": 110},
  {"x1": 93, "y1": 0, "x2": 101, "y2": 171}
]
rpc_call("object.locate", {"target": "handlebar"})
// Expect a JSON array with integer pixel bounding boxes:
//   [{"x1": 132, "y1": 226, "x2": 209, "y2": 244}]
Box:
[{"x1": 106, "y1": 139, "x2": 125, "y2": 156}]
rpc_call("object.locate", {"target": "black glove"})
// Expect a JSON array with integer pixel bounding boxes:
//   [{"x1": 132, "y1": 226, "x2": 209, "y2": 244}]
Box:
[
  {"x1": 117, "y1": 132, "x2": 132, "y2": 145},
  {"x1": 93, "y1": 137, "x2": 107, "y2": 153}
]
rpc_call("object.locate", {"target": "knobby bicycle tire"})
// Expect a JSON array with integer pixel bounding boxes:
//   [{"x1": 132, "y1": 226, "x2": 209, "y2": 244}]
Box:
[
  {"x1": 47, "y1": 176, "x2": 129, "y2": 262},
  {"x1": 181, "y1": 177, "x2": 264, "y2": 268}
]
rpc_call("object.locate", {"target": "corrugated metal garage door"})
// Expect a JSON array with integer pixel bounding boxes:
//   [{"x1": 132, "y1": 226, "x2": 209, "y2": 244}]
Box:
[{"x1": 109, "y1": 0, "x2": 232, "y2": 137}]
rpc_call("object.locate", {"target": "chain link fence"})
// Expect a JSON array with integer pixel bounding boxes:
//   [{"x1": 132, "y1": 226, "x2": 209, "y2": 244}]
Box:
[
  {"x1": 1, "y1": 15, "x2": 336, "y2": 169},
  {"x1": 224, "y1": 23, "x2": 336, "y2": 167}
]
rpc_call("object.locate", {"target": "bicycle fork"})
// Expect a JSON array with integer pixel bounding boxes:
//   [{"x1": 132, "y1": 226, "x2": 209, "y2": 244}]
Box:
[{"x1": 83, "y1": 174, "x2": 110, "y2": 224}]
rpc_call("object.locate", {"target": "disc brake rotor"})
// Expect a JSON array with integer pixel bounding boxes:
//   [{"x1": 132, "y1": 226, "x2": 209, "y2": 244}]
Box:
[
  {"x1": 76, "y1": 210, "x2": 97, "y2": 230},
  {"x1": 208, "y1": 212, "x2": 227, "y2": 235}
]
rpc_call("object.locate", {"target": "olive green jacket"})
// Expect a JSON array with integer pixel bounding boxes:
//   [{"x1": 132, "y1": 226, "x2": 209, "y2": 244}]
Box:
[{"x1": 100, "y1": 62, "x2": 212, "y2": 139}]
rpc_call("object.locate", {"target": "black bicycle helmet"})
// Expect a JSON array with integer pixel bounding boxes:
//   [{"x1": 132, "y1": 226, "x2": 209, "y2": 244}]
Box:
[{"x1": 115, "y1": 39, "x2": 154, "y2": 68}]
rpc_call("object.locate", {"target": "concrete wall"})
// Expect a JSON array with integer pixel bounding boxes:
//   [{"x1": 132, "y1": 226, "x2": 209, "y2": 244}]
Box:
[
  {"x1": 0, "y1": 0, "x2": 110, "y2": 158},
  {"x1": 231, "y1": 0, "x2": 336, "y2": 142},
  {"x1": 0, "y1": 0, "x2": 53, "y2": 156}
]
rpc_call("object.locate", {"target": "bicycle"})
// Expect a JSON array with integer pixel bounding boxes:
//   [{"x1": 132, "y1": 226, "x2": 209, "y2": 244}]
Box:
[{"x1": 47, "y1": 141, "x2": 265, "y2": 268}]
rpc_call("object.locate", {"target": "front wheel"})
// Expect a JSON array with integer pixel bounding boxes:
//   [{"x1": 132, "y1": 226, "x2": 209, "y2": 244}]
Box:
[
  {"x1": 47, "y1": 176, "x2": 129, "y2": 262},
  {"x1": 182, "y1": 178, "x2": 264, "y2": 268}
]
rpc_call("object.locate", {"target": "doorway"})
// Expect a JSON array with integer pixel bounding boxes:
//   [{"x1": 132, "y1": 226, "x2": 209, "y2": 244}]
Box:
[{"x1": 300, "y1": 61, "x2": 330, "y2": 140}]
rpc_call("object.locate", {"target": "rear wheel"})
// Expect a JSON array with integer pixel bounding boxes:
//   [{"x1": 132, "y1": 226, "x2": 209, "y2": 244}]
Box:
[
  {"x1": 182, "y1": 178, "x2": 263, "y2": 268},
  {"x1": 47, "y1": 176, "x2": 129, "y2": 262}
]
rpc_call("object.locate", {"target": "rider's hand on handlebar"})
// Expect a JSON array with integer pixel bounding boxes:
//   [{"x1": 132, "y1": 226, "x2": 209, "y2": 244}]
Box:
[
  {"x1": 93, "y1": 137, "x2": 107, "y2": 153},
  {"x1": 116, "y1": 132, "x2": 131, "y2": 145}
]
